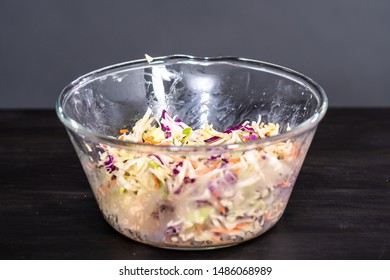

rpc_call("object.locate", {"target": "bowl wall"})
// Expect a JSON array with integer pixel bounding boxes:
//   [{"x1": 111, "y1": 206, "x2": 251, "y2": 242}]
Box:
[{"x1": 57, "y1": 55, "x2": 327, "y2": 249}]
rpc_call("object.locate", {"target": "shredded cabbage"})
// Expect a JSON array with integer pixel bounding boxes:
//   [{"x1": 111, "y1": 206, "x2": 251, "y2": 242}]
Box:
[{"x1": 95, "y1": 108, "x2": 299, "y2": 247}]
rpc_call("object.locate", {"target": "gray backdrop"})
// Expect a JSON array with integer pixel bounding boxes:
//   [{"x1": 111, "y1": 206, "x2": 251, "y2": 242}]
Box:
[{"x1": 1, "y1": 0, "x2": 389, "y2": 108}]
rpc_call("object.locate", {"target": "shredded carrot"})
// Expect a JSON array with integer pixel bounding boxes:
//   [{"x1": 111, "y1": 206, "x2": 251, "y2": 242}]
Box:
[
  {"x1": 210, "y1": 222, "x2": 251, "y2": 234},
  {"x1": 215, "y1": 199, "x2": 226, "y2": 215},
  {"x1": 152, "y1": 174, "x2": 160, "y2": 189},
  {"x1": 98, "y1": 186, "x2": 109, "y2": 196},
  {"x1": 264, "y1": 212, "x2": 278, "y2": 221},
  {"x1": 119, "y1": 129, "x2": 129, "y2": 134},
  {"x1": 290, "y1": 143, "x2": 299, "y2": 156},
  {"x1": 242, "y1": 137, "x2": 254, "y2": 142},
  {"x1": 196, "y1": 167, "x2": 214, "y2": 176},
  {"x1": 195, "y1": 169, "x2": 208, "y2": 176},
  {"x1": 229, "y1": 158, "x2": 241, "y2": 164},
  {"x1": 210, "y1": 227, "x2": 240, "y2": 233},
  {"x1": 233, "y1": 166, "x2": 242, "y2": 174},
  {"x1": 143, "y1": 136, "x2": 159, "y2": 145},
  {"x1": 195, "y1": 162, "x2": 219, "y2": 176},
  {"x1": 171, "y1": 156, "x2": 184, "y2": 161},
  {"x1": 85, "y1": 162, "x2": 95, "y2": 171},
  {"x1": 273, "y1": 142, "x2": 283, "y2": 147},
  {"x1": 194, "y1": 224, "x2": 203, "y2": 233},
  {"x1": 119, "y1": 135, "x2": 125, "y2": 140},
  {"x1": 191, "y1": 160, "x2": 199, "y2": 169},
  {"x1": 211, "y1": 235, "x2": 221, "y2": 242},
  {"x1": 277, "y1": 180, "x2": 291, "y2": 188},
  {"x1": 234, "y1": 222, "x2": 252, "y2": 230}
]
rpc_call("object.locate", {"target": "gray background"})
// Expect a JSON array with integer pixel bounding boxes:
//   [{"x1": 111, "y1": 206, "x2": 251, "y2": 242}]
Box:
[{"x1": 1, "y1": 0, "x2": 389, "y2": 108}]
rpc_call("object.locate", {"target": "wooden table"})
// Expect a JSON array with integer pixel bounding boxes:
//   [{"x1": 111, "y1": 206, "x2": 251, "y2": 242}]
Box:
[{"x1": 1, "y1": 109, "x2": 389, "y2": 259}]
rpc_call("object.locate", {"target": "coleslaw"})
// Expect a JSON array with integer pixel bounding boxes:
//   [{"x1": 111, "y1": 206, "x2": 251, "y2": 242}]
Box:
[{"x1": 94, "y1": 108, "x2": 299, "y2": 247}]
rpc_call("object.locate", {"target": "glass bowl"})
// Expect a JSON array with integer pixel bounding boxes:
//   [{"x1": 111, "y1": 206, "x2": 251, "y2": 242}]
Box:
[{"x1": 56, "y1": 55, "x2": 327, "y2": 249}]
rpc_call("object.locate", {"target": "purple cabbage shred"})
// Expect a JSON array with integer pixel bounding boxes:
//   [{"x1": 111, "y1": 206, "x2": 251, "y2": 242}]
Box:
[
  {"x1": 223, "y1": 124, "x2": 255, "y2": 134},
  {"x1": 223, "y1": 124, "x2": 243, "y2": 133},
  {"x1": 174, "y1": 185, "x2": 183, "y2": 195},
  {"x1": 204, "y1": 136, "x2": 221, "y2": 143},
  {"x1": 104, "y1": 155, "x2": 115, "y2": 173},
  {"x1": 195, "y1": 200, "x2": 212, "y2": 206},
  {"x1": 225, "y1": 171, "x2": 237, "y2": 183},
  {"x1": 148, "y1": 154, "x2": 164, "y2": 165},
  {"x1": 208, "y1": 154, "x2": 221, "y2": 161},
  {"x1": 173, "y1": 161, "x2": 183, "y2": 175},
  {"x1": 161, "y1": 123, "x2": 169, "y2": 131},
  {"x1": 162, "y1": 110, "x2": 168, "y2": 120},
  {"x1": 173, "y1": 168, "x2": 180, "y2": 175},
  {"x1": 242, "y1": 125, "x2": 255, "y2": 132},
  {"x1": 165, "y1": 226, "x2": 178, "y2": 235},
  {"x1": 208, "y1": 183, "x2": 216, "y2": 194},
  {"x1": 244, "y1": 134, "x2": 259, "y2": 141},
  {"x1": 203, "y1": 124, "x2": 256, "y2": 143},
  {"x1": 183, "y1": 177, "x2": 195, "y2": 184}
]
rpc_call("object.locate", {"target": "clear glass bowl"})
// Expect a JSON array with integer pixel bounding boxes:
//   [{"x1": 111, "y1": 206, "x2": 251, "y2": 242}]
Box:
[{"x1": 56, "y1": 55, "x2": 327, "y2": 249}]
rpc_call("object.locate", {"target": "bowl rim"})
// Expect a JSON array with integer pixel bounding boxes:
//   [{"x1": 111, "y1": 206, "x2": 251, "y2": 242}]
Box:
[{"x1": 56, "y1": 54, "x2": 328, "y2": 153}]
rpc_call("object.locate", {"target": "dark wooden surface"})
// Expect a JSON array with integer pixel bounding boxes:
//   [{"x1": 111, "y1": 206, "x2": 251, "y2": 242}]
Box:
[{"x1": 0, "y1": 109, "x2": 389, "y2": 260}]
